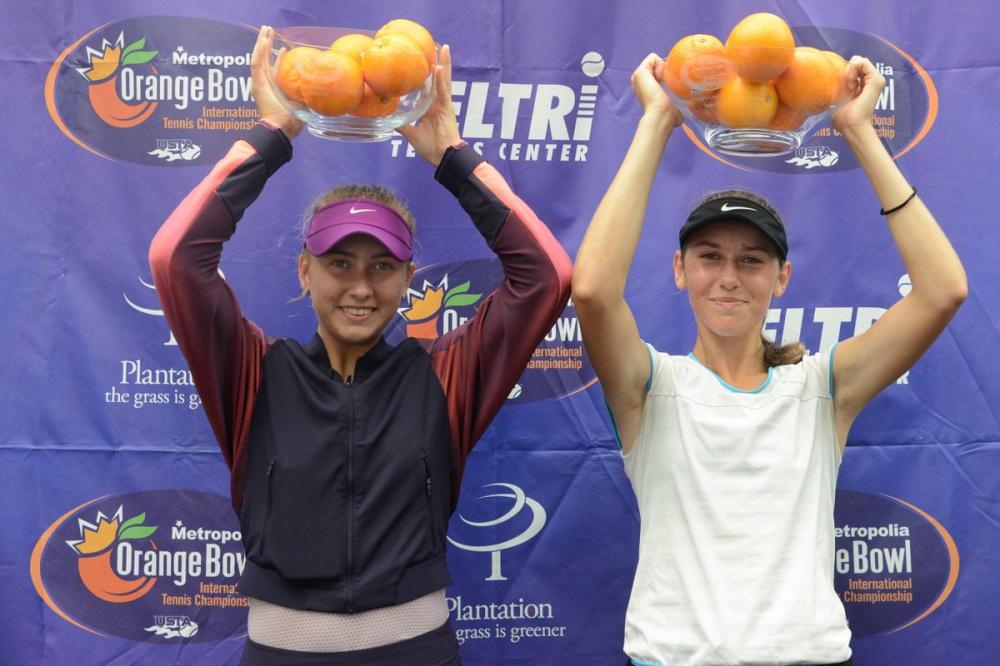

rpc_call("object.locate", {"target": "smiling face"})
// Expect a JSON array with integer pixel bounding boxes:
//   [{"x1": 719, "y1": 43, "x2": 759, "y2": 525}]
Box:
[
  {"x1": 299, "y1": 233, "x2": 415, "y2": 363},
  {"x1": 674, "y1": 220, "x2": 791, "y2": 341}
]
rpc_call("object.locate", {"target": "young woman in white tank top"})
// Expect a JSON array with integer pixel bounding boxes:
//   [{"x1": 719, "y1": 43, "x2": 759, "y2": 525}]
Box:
[{"x1": 573, "y1": 53, "x2": 967, "y2": 666}]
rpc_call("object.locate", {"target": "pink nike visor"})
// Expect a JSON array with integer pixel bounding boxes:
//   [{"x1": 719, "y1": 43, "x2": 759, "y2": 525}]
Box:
[{"x1": 305, "y1": 198, "x2": 413, "y2": 261}]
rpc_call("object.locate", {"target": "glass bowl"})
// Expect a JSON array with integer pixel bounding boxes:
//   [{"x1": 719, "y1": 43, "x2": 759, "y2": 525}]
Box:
[
  {"x1": 662, "y1": 44, "x2": 847, "y2": 157},
  {"x1": 265, "y1": 26, "x2": 437, "y2": 142}
]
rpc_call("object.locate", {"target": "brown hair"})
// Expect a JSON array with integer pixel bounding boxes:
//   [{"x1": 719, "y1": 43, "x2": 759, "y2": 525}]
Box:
[
  {"x1": 762, "y1": 335, "x2": 805, "y2": 367},
  {"x1": 684, "y1": 189, "x2": 804, "y2": 368}
]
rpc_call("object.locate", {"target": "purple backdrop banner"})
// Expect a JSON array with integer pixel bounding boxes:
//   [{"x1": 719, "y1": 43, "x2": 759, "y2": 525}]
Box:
[{"x1": 3, "y1": 1, "x2": 998, "y2": 664}]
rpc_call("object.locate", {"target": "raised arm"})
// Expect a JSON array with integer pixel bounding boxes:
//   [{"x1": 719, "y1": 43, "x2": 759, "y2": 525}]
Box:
[
  {"x1": 573, "y1": 55, "x2": 684, "y2": 454},
  {"x1": 400, "y1": 46, "x2": 572, "y2": 495},
  {"x1": 148, "y1": 27, "x2": 301, "y2": 507},
  {"x1": 831, "y1": 57, "x2": 967, "y2": 438}
]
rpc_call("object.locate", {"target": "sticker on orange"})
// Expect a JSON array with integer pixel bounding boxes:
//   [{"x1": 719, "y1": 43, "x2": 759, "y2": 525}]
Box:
[
  {"x1": 390, "y1": 259, "x2": 595, "y2": 403},
  {"x1": 833, "y1": 490, "x2": 959, "y2": 635},
  {"x1": 680, "y1": 27, "x2": 937, "y2": 173},
  {"x1": 46, "y1": 17, "x2": 260, "y2": 165},
  {"x1": 30, "y1": 491, "x2": 247, "y2": 642}
]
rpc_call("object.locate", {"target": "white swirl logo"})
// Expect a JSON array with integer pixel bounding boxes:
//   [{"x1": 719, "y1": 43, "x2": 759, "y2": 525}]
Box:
[
  {"x1": 125, "y1": 270, "x2": 223, "y2": 345},
  {"x1": 124, "y1": 275, "x2": 176, "y2": 346},
  {"x1": 447, "y1": 483, "x2": 546, "y2": 582}
]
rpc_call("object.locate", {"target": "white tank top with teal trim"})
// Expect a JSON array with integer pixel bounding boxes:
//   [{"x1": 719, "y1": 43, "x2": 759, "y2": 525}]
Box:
[{"x1": 621, "y1": 345, "x2": 851, "y2": 666}]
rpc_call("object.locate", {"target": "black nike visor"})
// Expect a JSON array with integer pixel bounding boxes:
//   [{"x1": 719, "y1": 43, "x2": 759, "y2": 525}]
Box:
[{"x1": 679, "y1": 196, "x2": 788, "y2": 261}]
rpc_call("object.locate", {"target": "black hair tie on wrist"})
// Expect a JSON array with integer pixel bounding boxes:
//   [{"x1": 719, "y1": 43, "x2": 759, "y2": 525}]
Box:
[{"x1": 880, "y1": 187, "x2": 918, "y2": 216}]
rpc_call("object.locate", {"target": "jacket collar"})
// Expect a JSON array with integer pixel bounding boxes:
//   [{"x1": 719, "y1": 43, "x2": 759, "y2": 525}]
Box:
[{"x1": 305, "y1": 333, "x2": 394, "y2": 383}]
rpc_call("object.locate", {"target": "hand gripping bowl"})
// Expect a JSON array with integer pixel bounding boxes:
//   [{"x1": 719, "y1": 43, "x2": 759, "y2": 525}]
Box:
[
  {"x1": 661, "y1": 42, "x2": 849, "y2": 156},
  {"x1": 265, "y1": 26, "x2": 437, "y2": 142}
]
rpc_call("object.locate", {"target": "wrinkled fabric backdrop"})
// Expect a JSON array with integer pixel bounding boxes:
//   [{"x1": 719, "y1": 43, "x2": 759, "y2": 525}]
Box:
[{"x1": 3, "y1": 1, "x2": 998, "y2": 664}]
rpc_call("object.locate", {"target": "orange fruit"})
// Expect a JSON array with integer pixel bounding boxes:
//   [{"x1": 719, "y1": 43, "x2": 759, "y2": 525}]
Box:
[
  {"x1": 774, "y1": 46, "x2": 838, "y2": 115},
  {"x1": 361, "y1": 33, "x2": 430, "y2": 97},
  {"x1": 825, "y1": 50, "x2": 849, "y2": 73},
  {"x1": 725, "y1": 12, "x2": 795, "y2": 83},
  {"x1": 687, "y1": 95, "x2": 719, "y2": 124},
  {"x1": 298, "y1": 50, "x2": 365, "y2": 116},
  {"x1": 715, "y1": 76, "x2": 778, "y2": 128},
  {"x1": 352, "y1": 83, "x2": 401, "y2": 117},
  {"x1": 823, "y1": 50, "x2": 851, "y2": 103},
  {"x1": 376, "y1": 19, "x2": 436, "y2": 70},
  {"x1": 276, "y1": 46, "x2": 322, "y2": 103},
  {"x1": 329, "y1": 33, "x2": 373, "y2": 62},
  {"x1": 660, "y1": 34, "x2": 734, "y2": 100},
  {"x1": 769, "y1": 101, "x2": 807, "y2": 130}
]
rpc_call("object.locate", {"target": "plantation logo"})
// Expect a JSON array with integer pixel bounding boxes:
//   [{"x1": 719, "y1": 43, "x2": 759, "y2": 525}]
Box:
[
  {"x1": 390, "y1": 260, "x2": 595, "y2": 403},
  {"x1": 125, "y1": 275, "x2": 177, "y2": 346},
  {"x1": 447, "y1": 483, "x2": 547, "y2": 582},
  {"x1": 833, "y1": 491, "x2": 959, "y2": 634},
  {"x1": 67, "y1": 507, "x2": 159, "y2": 603},
  {"x1": 46, "y1": 17, "x2": 259, "y2": 165},
  {"x1": 681, "y1": 27, "x2": 937, "y2": 173},
  {"x1": 31, "y1": 491, "x2": 248, "y2": 642},
  {"x1": 77, "y1": 32, "x2": 159, "y2": 128},
  {"x1": 399, "y1": 275, "x2": 483, "y2": 339}
]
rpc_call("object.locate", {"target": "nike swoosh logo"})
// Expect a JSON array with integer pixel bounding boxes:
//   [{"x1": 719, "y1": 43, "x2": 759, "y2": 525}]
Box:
[
  {"x1": 349, "y1": 206, "x2": 376, "y2": 214},
  {"x1": 720, "y1": 203, "x2": 757, "y2": 213}
]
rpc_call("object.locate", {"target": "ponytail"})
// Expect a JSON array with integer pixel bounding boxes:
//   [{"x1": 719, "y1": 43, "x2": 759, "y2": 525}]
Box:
[{"x1": 762, "y1": 334, "x2": 804, "y2": 367}]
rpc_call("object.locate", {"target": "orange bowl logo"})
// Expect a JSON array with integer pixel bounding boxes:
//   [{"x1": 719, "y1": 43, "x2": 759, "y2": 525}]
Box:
[
  {"x1": 68, "y1": 506, "x2": 158, "y2": 603},
  {"x1": 78, "y1": 32, "x2": 159, "y2": 128},
  {"x1": 389, "y1": 260, "x2": 595, "y2": 403},
  {"x1": 30, "y1": 491, "x2": 247, "y2": 642},
  {"x1": 833, "y1": 490, "x2": 959, "y2": 634},
  {"x1": 45, "y1": 17, "x2": 258, "y2": 165},
  {"x1": 400, "y1": 275, "x2": 484, "y2": 340}
]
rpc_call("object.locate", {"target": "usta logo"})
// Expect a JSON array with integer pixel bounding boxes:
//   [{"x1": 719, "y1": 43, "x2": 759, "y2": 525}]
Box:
[
  {"x1": 145, "y1": 615, "x2": 199, "y2": 639},
  {"x1": 785, "y1": 145, "x2": 840, "y2": 169},
  {"x1": 149, "y1": 138, "x2": 202, "y2": 162}
]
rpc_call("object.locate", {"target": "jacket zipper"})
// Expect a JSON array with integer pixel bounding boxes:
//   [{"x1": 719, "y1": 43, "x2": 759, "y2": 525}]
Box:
[
  {"x1": 263, "y1": 458, "x2": 275, "y2": 553},
  {"x1": 421, "y1": 449, "x2": 438, "y2": 551},
  {"x1": 345, "y1": 376, "x2": 355, "y2": 613}
]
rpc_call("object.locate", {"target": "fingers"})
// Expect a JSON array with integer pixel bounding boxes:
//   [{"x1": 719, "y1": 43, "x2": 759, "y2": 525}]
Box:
[
  {"x1": 435, "y1": 64, "x2": 448, "y2": 104},
  {"x1": 632, "y1": 53, "x2": 663, "y2": 87},
  {"x1": 251, "y1": 26, "x2": 272, "y2": 71},
  {"x1": 640, "y1": 52, "x2": 662, "y2": 71},
  {"x1": 845, "y1": 55, "x2": 884, "y2": 96},
  {"x1": 439, "y1": 44, "x2": 453, "y2": 91},
  {"x1": 432, "y1": 45, "x2": 456, "y2": 120}
]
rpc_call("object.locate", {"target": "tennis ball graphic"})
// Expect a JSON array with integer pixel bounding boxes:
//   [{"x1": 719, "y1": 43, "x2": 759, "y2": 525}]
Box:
[{"x1": 581, "y1": 51, "x2": 605, "y2": 77}]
